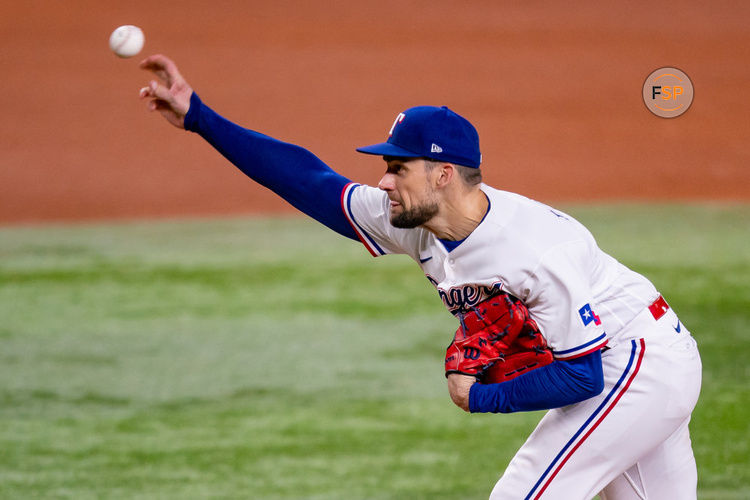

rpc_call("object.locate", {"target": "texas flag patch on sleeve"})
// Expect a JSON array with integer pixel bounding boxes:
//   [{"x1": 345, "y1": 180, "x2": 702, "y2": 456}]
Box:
[{"x1": 579, "y1": 303, "x2": 602, "y2": 326}]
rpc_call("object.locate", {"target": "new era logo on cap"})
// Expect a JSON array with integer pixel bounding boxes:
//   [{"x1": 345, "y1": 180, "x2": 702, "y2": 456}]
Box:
[{"x1": 356, "y1": 106, "x2": 482, "y2": 168}]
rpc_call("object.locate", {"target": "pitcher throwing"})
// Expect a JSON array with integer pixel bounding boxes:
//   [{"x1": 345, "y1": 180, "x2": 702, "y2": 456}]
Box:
[{"x1": 139, "y1": 54, "x2": 702, "y2": 499}]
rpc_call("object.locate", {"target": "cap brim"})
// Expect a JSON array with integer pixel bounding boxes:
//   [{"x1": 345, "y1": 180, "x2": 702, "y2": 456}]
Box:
[{"x1": 356, "y1": 142, "x2": 422, "y2": 158}]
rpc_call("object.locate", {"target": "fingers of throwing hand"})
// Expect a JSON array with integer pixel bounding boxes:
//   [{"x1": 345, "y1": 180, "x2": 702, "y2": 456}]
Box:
[
  {"x1": 147, "y1": 80, "x2": 171, "y2": 101},
  {"x1": 139, "y1": 54, "x2": 171, "y2": 72},
  {"x1": 138, "y1": 81, "x2": 168, "y2": 111},
  {"x1": 138, "y1": 54, "x2": 190, "y2": 128},
  {"x1": 139, "y1": 54, "x2": 182, "y2": 85}
]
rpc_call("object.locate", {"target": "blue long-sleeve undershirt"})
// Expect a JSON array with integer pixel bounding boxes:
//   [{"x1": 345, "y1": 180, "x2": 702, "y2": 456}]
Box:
[
  {"x1": 469, "y1": 349, "x2": 605, "y2": 413},
  {"x1": 184, "y1": 92, "x2": 358, "y2": 240}
]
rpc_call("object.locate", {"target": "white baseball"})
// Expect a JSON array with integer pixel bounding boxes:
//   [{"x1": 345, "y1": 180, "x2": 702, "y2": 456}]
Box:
[{"x1": 109, "y1": 25, "x2": 145, "y2": 58}]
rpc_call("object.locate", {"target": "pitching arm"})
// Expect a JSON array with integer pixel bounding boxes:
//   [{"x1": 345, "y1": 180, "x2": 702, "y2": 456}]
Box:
[
  {"x1": 184, "y1": 93, "x2": 356, "y2": 239},
  {"x1": 140, "y1": 54, "x2": 357, "y2": 240}
]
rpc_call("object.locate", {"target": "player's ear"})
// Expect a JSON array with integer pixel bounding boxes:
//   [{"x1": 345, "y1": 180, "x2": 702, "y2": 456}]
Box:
[{"x1": 434, "y1": 163, "x2": 455, "y2": 189}]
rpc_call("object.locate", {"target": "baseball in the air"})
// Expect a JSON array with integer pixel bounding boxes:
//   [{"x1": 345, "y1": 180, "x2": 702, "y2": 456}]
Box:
[{"x1": 109, "y1": 25, "x2": 145, "y2": 58}]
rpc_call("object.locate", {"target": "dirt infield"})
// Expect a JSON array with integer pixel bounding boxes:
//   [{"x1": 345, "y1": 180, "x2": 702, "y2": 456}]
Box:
[{"x1": 1, "y1": 1, "x2": 747, "y2": 224}]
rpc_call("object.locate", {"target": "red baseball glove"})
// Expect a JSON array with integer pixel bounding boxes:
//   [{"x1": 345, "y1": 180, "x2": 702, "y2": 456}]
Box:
[{"x1": 445, "y1": 293, "x2": 554, "y2": 384}]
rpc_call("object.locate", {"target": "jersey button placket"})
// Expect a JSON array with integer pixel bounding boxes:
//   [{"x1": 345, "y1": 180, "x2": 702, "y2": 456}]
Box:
[{"x1": 443, "y1": 257, "x2": 455, "y2": 282}]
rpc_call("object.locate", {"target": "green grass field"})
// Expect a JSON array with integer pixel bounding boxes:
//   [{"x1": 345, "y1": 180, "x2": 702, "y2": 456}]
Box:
[{"x1": 1, "y1": 204, "x2": 748, "y2": 499}]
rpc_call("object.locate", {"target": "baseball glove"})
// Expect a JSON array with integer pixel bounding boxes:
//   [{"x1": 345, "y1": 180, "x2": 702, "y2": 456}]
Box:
[{"x1": 444, "y1": 293, "x2": 554, "y2": 384}]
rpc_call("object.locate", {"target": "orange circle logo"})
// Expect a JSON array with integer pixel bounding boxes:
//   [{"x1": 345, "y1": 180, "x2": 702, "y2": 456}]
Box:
[{"x1": 642, "y1": 67, "x2": 694, "y2": 118}]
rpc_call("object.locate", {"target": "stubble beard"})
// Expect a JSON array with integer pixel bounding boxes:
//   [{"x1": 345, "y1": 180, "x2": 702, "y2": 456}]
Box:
[{"x1": 389, "y1": 201, "x2": 440, "y2": 228}]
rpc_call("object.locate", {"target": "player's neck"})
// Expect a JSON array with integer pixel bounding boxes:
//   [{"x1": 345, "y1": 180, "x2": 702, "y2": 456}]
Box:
[{"x1": 423, "y1": 187, "x2": 488, "y2": 241}]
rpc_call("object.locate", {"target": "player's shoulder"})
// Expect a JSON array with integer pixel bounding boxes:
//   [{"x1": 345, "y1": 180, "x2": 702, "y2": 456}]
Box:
[
  {"x1": 481, "y1": 184, "x2": 567, "y2": 218},
  {"x1": 344, "y1": 182, "x2": 429, "y2": 259},
  {"x1": 344, "y1": 182, "x2": 386, "y2": 205},
  {"x1": 478, "y1": 184, "x2": 601, "y2": 275},
  {"x1": 481, "y1": 185, "x2": 590, "y2": 240}
]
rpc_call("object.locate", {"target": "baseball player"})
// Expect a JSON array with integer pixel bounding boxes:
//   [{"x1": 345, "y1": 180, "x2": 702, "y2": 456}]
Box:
[{"x1": 139, "y1": 54, "x2": 702, "y2": 499}]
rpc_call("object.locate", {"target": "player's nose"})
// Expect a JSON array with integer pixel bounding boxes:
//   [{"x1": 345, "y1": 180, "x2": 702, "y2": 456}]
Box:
[{"x1": 378, "y1": 173, "x2": 396, "y2": 191}]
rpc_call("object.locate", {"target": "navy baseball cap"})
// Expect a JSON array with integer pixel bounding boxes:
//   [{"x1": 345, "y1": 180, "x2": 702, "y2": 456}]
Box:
[{"x1": 356, "y1": 106, "x2": 482, "y2": 168}]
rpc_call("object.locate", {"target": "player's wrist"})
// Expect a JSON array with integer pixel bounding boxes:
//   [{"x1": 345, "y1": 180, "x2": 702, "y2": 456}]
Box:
[
  {"x1": 468, "y1": 381, "x2": 510, "y2": 414},
  {"x1": 183, "y1": 92, "x2": 202, "y2": 132},
  {"x1": 468, "y1": 382, "x2": 481, "y2": 413}
]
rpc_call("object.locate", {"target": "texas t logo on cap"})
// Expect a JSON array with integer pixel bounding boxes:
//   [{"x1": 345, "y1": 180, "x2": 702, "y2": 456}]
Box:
[{"x1": 388, "y1": 112, "x2": 406, "y2": 136}]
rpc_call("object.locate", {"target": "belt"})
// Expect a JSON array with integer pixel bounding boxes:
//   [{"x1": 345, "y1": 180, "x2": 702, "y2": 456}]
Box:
[
  {"x1": 604, "y1": 295, "x2": 676, "y2": 351},
  {"x1": 648, "y1": 295, "x2": 670, "y2": 320}
]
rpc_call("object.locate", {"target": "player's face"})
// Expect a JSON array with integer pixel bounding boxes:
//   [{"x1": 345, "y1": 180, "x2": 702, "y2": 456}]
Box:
[{"x1": 378, "y1": 158, "x2": 439, "y2": 228}]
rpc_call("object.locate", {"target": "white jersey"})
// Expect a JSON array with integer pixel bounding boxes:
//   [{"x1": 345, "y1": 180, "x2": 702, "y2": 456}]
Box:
[{"x1": 342, "y1": 182, "x2": 661, "y2": 360}]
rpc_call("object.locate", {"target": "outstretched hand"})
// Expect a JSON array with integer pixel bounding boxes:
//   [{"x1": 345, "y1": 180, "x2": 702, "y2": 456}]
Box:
[{"x1": 139, "y1": 54, "x2": 193, "y2": 129}]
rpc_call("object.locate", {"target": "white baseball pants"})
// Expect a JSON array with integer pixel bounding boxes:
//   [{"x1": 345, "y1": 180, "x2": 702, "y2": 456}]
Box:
[{"x1": 489, "y1": 305, "x2": 702, "y2": 500}]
